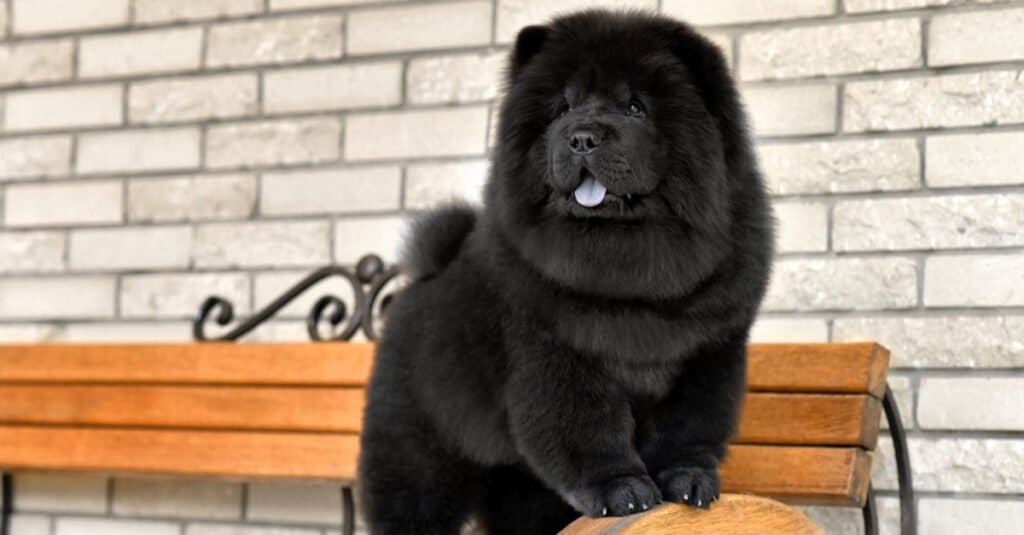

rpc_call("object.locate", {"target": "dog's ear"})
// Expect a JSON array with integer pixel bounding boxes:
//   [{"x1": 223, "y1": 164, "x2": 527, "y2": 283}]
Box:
[
  {"x1": 667, "y1": 24, "x2": 735, "y2": 122},
  {"x1": 511, "y1": 25, "x2": 548, "y2": 78}
]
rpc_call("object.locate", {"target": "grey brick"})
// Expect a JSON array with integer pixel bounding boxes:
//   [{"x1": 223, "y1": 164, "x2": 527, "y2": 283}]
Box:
[
  {"x1": 740, "y1": 19, "x2": 921, "y2": 81},
  {"x1": 134, "y1": 0, "x2": 263, "y2": 24},
  {"x1": 334, "y1": 216, "x2": 406, "y2": 264},
  {"x1": 186, "y1": 525, "x2": 318, "y2": 535},
  {"x1": 345, "y1": 107, "x2": 488, "y2": 160},
  {"x1": 113, "y1": 478, "x2": 243, "y2": 519},
  {"x1": 128, "y1": 174, "x2": 256, "y2": 223},
  {"x1": 56, "y1": 518, "x2": 179, "y2": 535},
  {"x1": 763, "y1": 258, "x2": 918, "y2": 311},
  {"x1": 9, "y1": 515, "x2": 49, "y2": 535},
  {"x1": 60, "y1": 322, "x2": 191, "y2": 342},
  {"x1": 0, "y1": 39, "x2": 74, "y2": 86},
  {"x1": 129, "y1": 74, "x2": 258, "y2": 123},
  {"x1": 261, "y1": 166, "x2": 401, "y2": 216},
  {"x1": 0, "y1": 231, "x2": 65, "y2": 273},
  {"x1": 845, "y1": 70, "x2": 1024, "y2": 132},
  {"x1": 120, "y1": 272, "x2": 249, "y2": 318},
  {"x1": 0, "y1": 135, "x2": 72, "y2": 181},
  {"x1": 4, "y1": 181, "x2": 122, "y2": 227},
  {"x1": 927, "y1": 132, "x2": 1024, "y2": 187},
  {"x1": 759, "y1": 139, "x2": 920, "y2": 194},
  {"x1": 875, "y1": 437, "x2": 1024, "y2": 493},
  {"x1": 496, "y1": 0, "x2": 656, "y2": 43},
  {"x1": 404, "y1": 160, "x2": 488, "y2": 209},
  {"x1": 3, "y1": 84, "x2": 122, "y2": 132},
  {"x1": 69, "y1": 226, "x2": 192, "y2": 271},
  {"x1": 0, "y1": 277, "x2": 115, "y2": 319},
  {"x1": 263, "y1": 62, "x2": 402, "y2": 114},
  {"x1": 925, "y1": 254, "x2": 1024, "y2": 307},
  {"x1": 929, "y1": 7, "x2": 1024, "y2": 67},
  {"x1": 247, "y1": 482, "x2": 343, "y2": 525},
  {"x1": 80, "y1": 27, "x2": 202, "y2": 78},
  {"x1": 12, "y1": 0, "x2": 129, "y2": 35},
  {"x1": 919, "y1": 498, "x2": 1024, "y2": 535},
  {"x1": 193, "y1": 221, "x2": 331, "y2": 268},
  {"x1": 774, "y1": 201, "x2": 828, "y2": 253},
  {"x1": 834, "y1": 315, "x2": 1024, "y2": 368},
  {"x1": 749, "y1": 318, "x2": 829, "y2": 343},
  {"x1": 348, "y1": 2, "x2": 491, "y2": 55},
  {"x1": 663, "y1": 0, "x2": 834, "y2": 25},
  {"x1": 406, "y1": 52, "x2": 505, "y2": 105},
  {"x1": 78, "y1": 128, "x2": 200, "y2": 175},
  {"x1": 919, "y1": 378, "x2": 1024, "y2": 430},
  {"x1": 743, "y1": 84, "x2": 837, "y2": 136},
  {"x1": 206, "y1": 118, "x2": 341, "y2": 169},
  {"x1": 207, "y1": 16, "x2": 342, "y2": 68},
  {"x1": 834, "y1": 194, "x2": 1024, "y2": 251},
  {"x1": 14, "y1": 473, "x2": 108, "y2": 513}
]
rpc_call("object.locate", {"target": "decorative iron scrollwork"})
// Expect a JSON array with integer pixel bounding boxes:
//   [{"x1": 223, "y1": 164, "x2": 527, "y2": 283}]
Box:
[{"x1": 193, "y1": 254, "x2": 402, "y2": 342}]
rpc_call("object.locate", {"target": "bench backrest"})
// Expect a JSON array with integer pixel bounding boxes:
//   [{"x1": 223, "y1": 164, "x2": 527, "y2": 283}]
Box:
[{"x1": 0, "y1": 342, "x2": 888, "y2": 506}]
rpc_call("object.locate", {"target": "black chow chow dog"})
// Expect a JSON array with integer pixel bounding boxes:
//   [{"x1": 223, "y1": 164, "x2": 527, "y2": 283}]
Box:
[{"x1": 359, "y1": 9, "x2": 773, "y2": 535}]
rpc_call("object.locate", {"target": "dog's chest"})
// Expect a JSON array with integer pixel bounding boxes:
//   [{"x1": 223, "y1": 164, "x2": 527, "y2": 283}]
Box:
[{"x1": 602, "y1": 357, "x2": 682, "y2": 400}]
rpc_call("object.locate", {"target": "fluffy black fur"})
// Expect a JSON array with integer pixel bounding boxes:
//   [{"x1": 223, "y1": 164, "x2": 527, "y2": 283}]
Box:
[{"x1": 358, "y1": 10, "x2": 774, "y2": 535}]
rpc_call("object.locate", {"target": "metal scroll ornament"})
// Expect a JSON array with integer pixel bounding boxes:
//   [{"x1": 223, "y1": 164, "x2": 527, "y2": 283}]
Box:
[{"x1": 193, "y1": 254, "x2": 403, "y2": 342}]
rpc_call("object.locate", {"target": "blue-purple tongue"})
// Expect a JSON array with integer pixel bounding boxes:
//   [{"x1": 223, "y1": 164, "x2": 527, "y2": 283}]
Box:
[{"x1": 574, "y1": 176, "x2": 607, "y2": 208}]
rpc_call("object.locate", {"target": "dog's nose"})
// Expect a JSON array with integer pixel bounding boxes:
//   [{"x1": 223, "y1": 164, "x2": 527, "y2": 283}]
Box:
[{"x1": 568, "y1": 129, "x2": 601, "y2": 154}]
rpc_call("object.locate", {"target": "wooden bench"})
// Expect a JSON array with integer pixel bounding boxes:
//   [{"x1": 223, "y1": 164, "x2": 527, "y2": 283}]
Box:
[
  {"x1": 0, "y1": 341, "x2": 912, "y2": 535},
  {"x1": 0, "y1": 256, "x2": 916, "y2": 535}
]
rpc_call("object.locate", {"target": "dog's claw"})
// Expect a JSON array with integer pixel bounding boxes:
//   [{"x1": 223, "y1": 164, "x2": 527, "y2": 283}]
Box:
[{"x1": 601, "y1": 507, "x2": 608, "y2": 516}]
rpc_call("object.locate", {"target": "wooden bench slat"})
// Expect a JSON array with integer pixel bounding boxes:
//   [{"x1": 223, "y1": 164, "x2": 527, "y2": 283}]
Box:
[
  {"x1": 736, "y1": 393, "x2": 881, "y2": 448},
  {"x1": 0, "y1": 343, "x2": 374, "y2": 386},
  {"x1": 0, "y1": 387, "x2": 878, "y2": 447},
  {"x1": 0, "y1": 425, "x2": 358, "y2": 480},
  {"x1": 0, "y1": 426, "x2": 868, "y2": 506},
  {"x1": 722, "y1": 445, "x2": 871, "y2": 507},
  {"x1": 0, "y1": 342, "x2": 888, "y2": 396},
  {"x1": 747, "y1": 343, "x2": 889, "y2": 397},
  {"x1": 0, "y1": 385, "x2": 365, "y2": 433}
]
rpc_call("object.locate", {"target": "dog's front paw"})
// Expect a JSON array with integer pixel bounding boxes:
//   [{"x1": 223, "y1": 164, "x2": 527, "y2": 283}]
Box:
[
  {"x1": 568, "y1": 474, "x2": 662, "y2": 517},
  {"x1": 656, "y1": 466, "x2": 720, "y2": 509}
]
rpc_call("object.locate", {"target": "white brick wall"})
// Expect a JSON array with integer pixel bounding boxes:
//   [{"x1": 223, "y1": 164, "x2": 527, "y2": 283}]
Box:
[{"x1": 0, "y1": 1, "x2": 1021, "y2": 534}]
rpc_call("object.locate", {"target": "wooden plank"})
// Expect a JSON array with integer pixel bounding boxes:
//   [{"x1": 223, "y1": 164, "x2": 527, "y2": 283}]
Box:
[
  {"x1": 0, "y1": 385, "x2": 365, "y2": 432},
  {"x1": 558, "y1": 495, "x2": 824, "y2": 535},
  {"x1": 0, "y1": 426, "x2": 358, "y2": 480},
  {"x1": 736, "y1": 393, "x2": 881, "y2": 448},
  {"x1": 0, "y1": 343, "x2": 375, "y2": 386},
  {"x1": 721, "y1": 445, "x2": 871, "y2": 507},
  {"x1": 747, "y1": 343, "x2": 890, "y2": 397},
  {"x1": 0, "y1": 386, "x2": 877, "y2": 448},
  {"x1": 0, "y1": 427, "x2": 868, "y2": 506}
]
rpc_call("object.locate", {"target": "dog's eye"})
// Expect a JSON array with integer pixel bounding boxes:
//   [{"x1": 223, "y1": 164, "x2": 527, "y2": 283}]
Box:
[
  {"x1": 557, "y1": 103, "x2": 571, "y2": 118},
  {"x1": 627, "y1": 99, "x2": 646, "y2": 118}
]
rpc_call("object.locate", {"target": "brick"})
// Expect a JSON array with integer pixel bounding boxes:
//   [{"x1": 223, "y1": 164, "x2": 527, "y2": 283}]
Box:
[
  {"x1": 113, "y1": 478, "x2": 243, "y2": 519},
  {"x1": 56, "y1": 518, "x2": 179, "y2": 535},
  {"x1": 919, "y1": 378, "x2": 1024, "y2": 431},
  {"x1": 80, "y1": 27, "x2": 202, "y2": 78},
  {"x1": 13, "y1": 473, "x2": 108, "y2": 513},
  {"x1": 247, "y1": 481, "x2": 343, "y2": 525},
  {"x1": 834, "y1": 315, "x2": 1024, "y2": 368},
  {"x1": 774, "y1": 202, "x2": 828, "y2": 253},
  {"x1": 254, "y1": 270, "x2": 361, "y2": 318},
  {"x1": 120, "y1": 273, "x2": 249, "y2": 318},
  {"x1": 128, "y1": 174, "x2": 256, "y2": 222},
  {"x1": 70, "y1": 226, "x2": 192, "y2": 271},
  {"x1": 874, "y1": 437, "x2": 1024, "y2": 493},
  {"x1": 346, "y1": 107, "x2": 488, "y2": 160},
  {"x1": 193, "y1": 221, "x2": 331, "y2": 268},
  {"x1": 925, "y1": 255, "x2": 1024, "y2": 307},
  {"x1": 134, "y1": 0, "x2": 263, "y2": 24},
  {"x1": 130, "y1": 74, "x2": 258, "y2": 123},
  {"x1": 263, "y1": 62, "x2": 402, "y2": 114},
  {"x1": 0, "y1": 2, "x2": 6, "y2": 37},
  {"x1": 743, "y1": 84, "x2": 837, "y2": 136},
  {"x1": 5, "y1": 181, "x2": 122, "y2": 227},
  {"x1": 0, "y1": 324, "x2": 61, "y2": 342},
  {"x1": 919, "y1": 498, "x2": 1024, "y2": 535},
  {"x1": 0, "y1": 39, "x2": 74, "y2": 86},
  {"x1": 749, "y1": 318, "x2": 829, "y2": 343},
  {"x1": 12, "y1": 0, "x2": 129, "y2": 35},
  {"x1": 206, "y1": 118, "x2": 341, "y2": 169},
  {"x1": 0, "y1": 277, "x2": 114, "y2": 319},
  {"x1": 349, "y1": 2, "x2": 491, "y2": 55},
  {"x1": 405, "y1": 160, "x2": 488, "y2": 209},
  {"x1": 272, "y1": 0, "x2": 396, "y2": 9},
  {"x1": 242, "y1": 321, "x2": 309, "y2": 343},
  {"x1": 3, "y1": 85, "x2": 122, "y2": 132},
  {"x1": 759, "y1": 139, "x2": 919, "y2": 195},
  {"x1": 0, "y1": 231, "x2": 65, "y2": 273},
  {"x1": 882, "y1": 375, "x2": 914, "y2": 430},
  {"x1": 335, "y1": 216, "x2": 406, "y2": 264},
  {"x1": 60, "y1": 322, "x2": 191, "y2": 342},
  {"x1": 9, "y1": 515, "x2": 49, "y2": 535},
  {"x1": 795, "y1": 506, "x2": 862, "y2": 535},
  {"x1": 930, "y1": 8, "x2": 1024, "y2": 67},
  {"x1": 927, "y1": 132, "x2": 1024, "y2": 187},
  {"x1": 207, "y1": 16, "x2": 342, "y2": 68},
  {"x1": 763, "y1": 258, "x2": 917, "y2": 311},
  {"x1": 261, "y1": 166, "x2": 401, "y2": 215},
  {"x1": 662, "y1": 0, "x2": 834, "y2": 26},
  {"x1": 0, "y1": 135, "x2": 71, "y2": 181},
  {"x1": 496, "y1": 0, "x2": 657, "y2": 42},
  {"x1": 845, "y1": 0, "x2": 953, "y2": 12},
  {"x1": 186, "y1": 525, "x2": 319, "y2": 535},
  {"x1": 835, "y1": 194, "x2": 1024, "y2": 252},
  {"x1": 844, "y1": 70, "x2": 1024, "y2": 132},
  {"x1": 78, "y1": 128, "x2": 200, "y2": 175},
  {"x1": 740, "y1": 19, "x2": 921, "y2": 81},
  {"x1": 407, "y1": 52, "x2": 505, "y2": 105}
]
